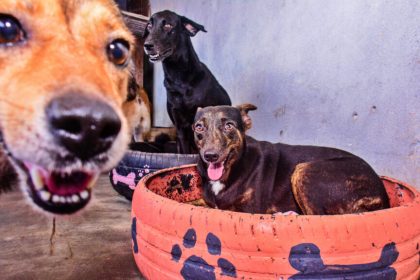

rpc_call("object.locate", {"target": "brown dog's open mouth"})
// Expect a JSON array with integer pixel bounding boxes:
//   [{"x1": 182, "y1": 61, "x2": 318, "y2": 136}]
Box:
[{"x1": 21, "y1": 161, "x2": 98, "y2": 214}]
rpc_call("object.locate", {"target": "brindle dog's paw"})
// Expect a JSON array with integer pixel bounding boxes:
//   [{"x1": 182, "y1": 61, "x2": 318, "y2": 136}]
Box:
[{"x1": 171, "y1": 228, "x2": 237, "y2": 279}]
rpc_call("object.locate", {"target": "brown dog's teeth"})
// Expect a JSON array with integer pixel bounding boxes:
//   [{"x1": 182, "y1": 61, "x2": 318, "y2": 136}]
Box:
[
  {"x1": 29, "y1": 167, "x2": 44, "y2": 191},
  {"x1": 39, "y1": 190, "x2": 51, "y2": 202},
  {"x1": 80, "y1": 190, "x2": 89, "y2": 200},
  {"x1": 87, "y1": 175, "x2": 98, "y2": 189},
  {"x1": 52, "y1": 195, "x2": 60, "y2": 203},
  {"x1": 71, "y1": 194, "x2": 80, "y2": 203}
]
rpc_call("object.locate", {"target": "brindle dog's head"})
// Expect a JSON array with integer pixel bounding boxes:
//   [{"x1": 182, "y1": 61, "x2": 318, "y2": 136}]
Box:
[
  {"x1": 0, "y1": 0, "x2": 134, "y2": 214},
  {"x1": 193, "y1": 104, "x2": 257, "y2": 181},
  {"x1": 143, "y1": 10, "x2": 206, "y2": 62}
]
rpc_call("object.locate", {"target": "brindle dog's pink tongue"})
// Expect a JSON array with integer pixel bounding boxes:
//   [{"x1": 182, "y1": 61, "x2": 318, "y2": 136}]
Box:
[{"x1": 208, "y1": 163, "x2": 224, "y2": 181}]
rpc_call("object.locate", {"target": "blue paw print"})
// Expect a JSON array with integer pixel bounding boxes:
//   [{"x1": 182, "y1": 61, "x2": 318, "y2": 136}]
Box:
[
  {"x1": 171, "y1": 228, "x2": 237, "y2": 279},
  {"x1": 289, "y1": 242, "x2": 398, "y2": 279},
  {"x1": 131, "y1": 217, "x2": 138, "y2": 253}
]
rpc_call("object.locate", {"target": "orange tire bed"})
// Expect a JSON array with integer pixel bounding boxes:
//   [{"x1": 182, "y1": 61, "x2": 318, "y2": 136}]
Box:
[{"x1": 131, "y1": 164, "x2": 420, "y2": 279}]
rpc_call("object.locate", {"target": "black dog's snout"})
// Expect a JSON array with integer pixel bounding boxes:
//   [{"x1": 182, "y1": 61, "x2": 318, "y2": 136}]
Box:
[
  {"x1": 144, "y1": 43, "x2": 154, "y2": 51},
  {"x1": 46, "y1": 94, "x2": 121, "y2": 160},
  {"x1": 204, "y1": 151, "x2": 219, "y2": 163}
]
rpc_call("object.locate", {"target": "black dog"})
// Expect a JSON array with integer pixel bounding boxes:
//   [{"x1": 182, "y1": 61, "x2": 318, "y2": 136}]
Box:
[
  {"x1": 143, "y1": 10, "x2": 231, "y2": 154},
  {"x1": 193, "y1": 105, "x2": 390, "y2": 214}
]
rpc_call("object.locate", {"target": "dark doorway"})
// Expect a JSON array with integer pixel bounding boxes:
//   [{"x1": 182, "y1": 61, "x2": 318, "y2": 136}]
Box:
[{"x1": 114, "y1": 0, "x2": 153, "y2": 115}]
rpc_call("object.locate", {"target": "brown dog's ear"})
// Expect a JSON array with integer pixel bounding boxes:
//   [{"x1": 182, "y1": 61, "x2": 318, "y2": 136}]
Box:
[
  {"x1": 180, "y1": 16, "x2": 207, "y2": 36},
  {"x1": 236, "y1": 103, "x2": 257, "y2": 131}
]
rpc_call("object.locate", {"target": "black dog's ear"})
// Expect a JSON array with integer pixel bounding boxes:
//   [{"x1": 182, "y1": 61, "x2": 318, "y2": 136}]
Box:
[
  {"x1": 236, "y1": 104, "x2": 257, "y2": 131},
  {"x1": 143, "y1": 28, "x2": 149, "y2": 39},
  {"x1": 143, "y1": 21, "x2": 151, "y2": 38},
  {"x1": 180, "y1": 16, "x2": 207, "y2": 36}
]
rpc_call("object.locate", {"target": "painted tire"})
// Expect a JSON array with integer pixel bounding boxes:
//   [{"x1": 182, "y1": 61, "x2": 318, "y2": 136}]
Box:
[
  {"x1": 109, "y1": 149, "x2": 198, "y2": 200},
  {"x1": 131, "y1": 164, "x2": 420, "y2": 280}
]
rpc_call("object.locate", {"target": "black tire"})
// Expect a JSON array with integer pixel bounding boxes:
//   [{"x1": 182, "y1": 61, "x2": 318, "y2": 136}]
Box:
[{"x1": 109, "y1": 147, "x2": 199, "y2": 200}]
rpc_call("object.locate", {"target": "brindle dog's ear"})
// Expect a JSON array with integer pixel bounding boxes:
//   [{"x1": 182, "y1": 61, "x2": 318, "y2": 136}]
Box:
[
  {"x1": 236, "y1": 103, "x2": 257, "y2": 131},
  {"x1": 193, "y1": 107, "x2": 203, "y2": 122},
  {"x1": 180, "y1": 16, "x2": 207, "y2": 36}
]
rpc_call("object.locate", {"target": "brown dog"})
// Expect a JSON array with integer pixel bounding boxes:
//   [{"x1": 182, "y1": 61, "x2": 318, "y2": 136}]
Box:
[
  {"x1": 0, "y1": 0, "x2": 134, "y2": 214},
  {"x1": 193, "y1": 105, "x2": 390, "y2": 215}
]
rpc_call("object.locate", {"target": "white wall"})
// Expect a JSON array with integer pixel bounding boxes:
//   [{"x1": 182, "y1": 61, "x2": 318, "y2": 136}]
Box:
[{"x1": 151, "y1": 0, "x2": 420, "y2": 187}]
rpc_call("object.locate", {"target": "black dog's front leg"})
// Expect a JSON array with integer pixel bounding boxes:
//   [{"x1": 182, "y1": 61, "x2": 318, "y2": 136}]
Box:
[
  {"x1": 168, "y1": 105, "x2": 195, "y2": 154},
  {"x1": 177, "y1": 127, "x2": 194, "y2": 154}
]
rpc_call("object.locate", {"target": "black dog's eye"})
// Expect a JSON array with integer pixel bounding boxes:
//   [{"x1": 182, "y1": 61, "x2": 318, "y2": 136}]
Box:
[
  {"x1": 146, "y1": 23, "x2": 152, "y2": 31},
  {"x1": 106, "y1": 39, "x2": 130, "y2": 66},
  {"x1": 224, "y1": 122, "x2": 235, "y2": 131},
  {"x1": 0, "y1": 14, "x2": 26, "y2": 46},
  {"x1": 194, "y1": 123, "x2": 205, "y2": 133}
]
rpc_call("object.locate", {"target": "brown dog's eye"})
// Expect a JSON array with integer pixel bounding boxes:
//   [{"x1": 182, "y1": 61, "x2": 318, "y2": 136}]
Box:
[
  {"x1": 107, "y1": 39, "x2": 130, "y2": 66},
  {"x1": 0, "y1": 14, "x2": 26, "y2": 46}
]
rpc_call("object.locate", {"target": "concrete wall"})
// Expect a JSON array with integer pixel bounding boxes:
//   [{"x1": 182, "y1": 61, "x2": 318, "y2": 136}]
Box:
[{"x1": 150, "y1": 0, "x2": 420, "y2": 187}]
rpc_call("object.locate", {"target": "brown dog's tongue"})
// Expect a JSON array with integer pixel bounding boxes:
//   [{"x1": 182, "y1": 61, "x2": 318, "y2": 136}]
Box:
[{"x1": 208, "y1": 163, "x2": 224, "y2": 181}]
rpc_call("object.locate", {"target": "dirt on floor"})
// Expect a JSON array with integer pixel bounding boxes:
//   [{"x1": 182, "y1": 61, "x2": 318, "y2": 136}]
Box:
[{"x1": 0, "y1": 175, "x2": 144, "y2": 279}]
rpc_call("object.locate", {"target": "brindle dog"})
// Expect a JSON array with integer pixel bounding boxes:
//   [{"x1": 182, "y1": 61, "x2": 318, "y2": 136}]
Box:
[{"x1": 193, "y1": 105, "x2": 390, "y2": 215}]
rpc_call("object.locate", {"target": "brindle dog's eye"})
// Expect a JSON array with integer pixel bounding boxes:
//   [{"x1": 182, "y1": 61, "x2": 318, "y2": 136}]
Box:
[
  {"x1": 107, "y1": 39, "x2": 130, "y2": 66},
  {"x1": 0, "y1": 14, "x2": 26, "y2": 46},
  {"x1": 194, "y1": 123, "x2": 204, "y2": 133},
  {"x1": 224, "y1": 122, "x2": 235, "y2": 131}
]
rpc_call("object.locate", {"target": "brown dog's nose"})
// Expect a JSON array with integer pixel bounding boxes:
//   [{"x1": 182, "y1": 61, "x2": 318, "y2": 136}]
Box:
[
  {"x1": 46, "y1": 94, "x2": 121, "y2": 160},
  {"x1": 204, "y1": 151, "x2": 219, "y2": 163}
]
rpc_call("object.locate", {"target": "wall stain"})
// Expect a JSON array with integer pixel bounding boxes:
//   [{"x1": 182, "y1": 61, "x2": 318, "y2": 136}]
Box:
[
  {"x1": 273, "y1": 106, "x2": 287, "y2": 118},
  {"x1": 352, "y1": 112, "x2": 359, "y2": 121}
]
